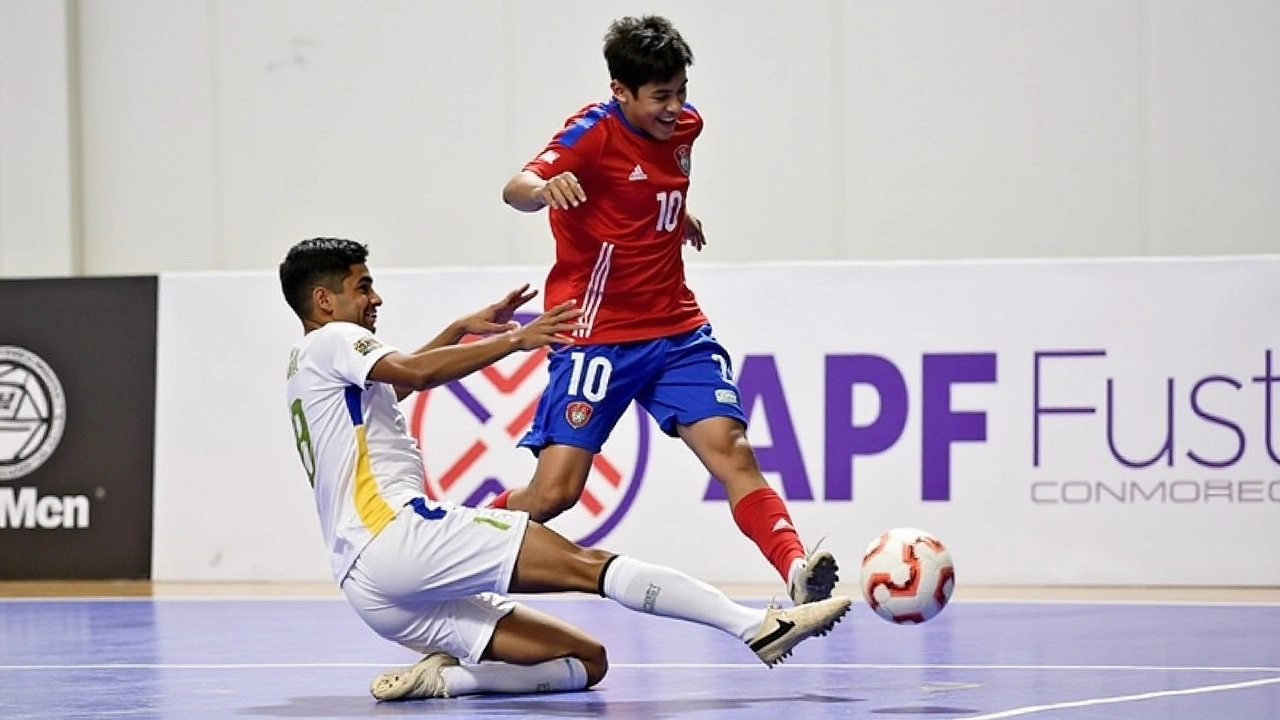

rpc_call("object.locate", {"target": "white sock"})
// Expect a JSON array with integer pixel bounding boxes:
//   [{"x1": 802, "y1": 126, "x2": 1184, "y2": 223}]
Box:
[
  {"x1": 601, "y1": 555, "x2": 765, "y2": 641},
  {"x1": 787, "y1": 557, "x2": 805, "y2": 589},
  {"x1": 440, "y1": 657, "x2": 588, "y2": 697}
]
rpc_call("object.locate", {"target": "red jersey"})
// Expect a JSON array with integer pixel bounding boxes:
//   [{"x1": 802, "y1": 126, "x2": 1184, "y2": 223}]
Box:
[{"x1": 522, "y1": 99, "x2": 708, "y2": 344}]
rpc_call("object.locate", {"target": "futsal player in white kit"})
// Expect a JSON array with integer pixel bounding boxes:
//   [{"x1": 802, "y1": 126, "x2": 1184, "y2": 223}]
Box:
[{"x1": 279, "y1": 238, "x2": 851, "y2": 701}]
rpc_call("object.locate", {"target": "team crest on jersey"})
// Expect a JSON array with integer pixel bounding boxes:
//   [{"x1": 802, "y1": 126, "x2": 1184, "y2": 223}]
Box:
[
  {"x1": 566, "y1": 401, "x2": 593, "y2": 428},
  {"x1": 675, "y1": 144, "x2": 692, "y2": 176},
  {"x1": 408, "y1": 312, "x2": 651, "y2": 548}
]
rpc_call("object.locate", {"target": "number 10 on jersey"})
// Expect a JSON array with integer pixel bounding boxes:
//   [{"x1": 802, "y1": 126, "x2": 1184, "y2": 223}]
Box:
[{"x1": 655, "y1": 190, "x2": 683, "y2": 232}]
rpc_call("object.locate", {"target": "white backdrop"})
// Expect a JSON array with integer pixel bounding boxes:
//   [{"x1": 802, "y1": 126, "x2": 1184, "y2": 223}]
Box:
[
  {"x1": 0, "y1": 0, "x2": 75, "y2": 276},
  {"x1": 3, "y1": 1, "x2": 1279, "y2": 276},
  {"x1": 152, "y1": 257, "x2": 1280, "y2": 585}
]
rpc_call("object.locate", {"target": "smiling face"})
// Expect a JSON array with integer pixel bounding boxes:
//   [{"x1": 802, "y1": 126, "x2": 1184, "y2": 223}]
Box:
[
  {"x1": 613, "y1": 69, "x2": 688, "y2": 141},
  {"x1": 602, "y1": 16, "x2": 695, "y2": 142},
  {"x1": 314, "y1": 263, "x2": 382, "y2": 332}
]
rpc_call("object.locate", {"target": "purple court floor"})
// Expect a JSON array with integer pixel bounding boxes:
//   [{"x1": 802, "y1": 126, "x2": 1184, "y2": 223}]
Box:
[{"x1": 1, "y1": 594, "x2": 1277, "y2": 719}]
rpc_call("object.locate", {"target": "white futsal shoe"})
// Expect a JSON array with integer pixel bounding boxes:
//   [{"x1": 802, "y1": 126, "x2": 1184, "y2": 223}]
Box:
[
  {"x1": 369, "y1": 651, "x2": 459, "y2": 701},
  {"x1": 787, "y1": 542, "x2": 840, "y2": 605},
  {"x1": 747, "y1": 595, "x2": 852, "y2": 667}
]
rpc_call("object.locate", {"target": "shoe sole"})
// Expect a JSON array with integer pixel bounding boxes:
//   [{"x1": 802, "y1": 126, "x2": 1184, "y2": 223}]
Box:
[
  {"x1": 800, "y1": 550, "x2": 840, "y2": 604},
  {"x1": 759, "y1": 598, "x2": 852, "y2": 668},
  {"x1": 370, "y1": 666, "x2": 417, "y2": 701},
  {"x1": 370, "y1": 653, "x2": 458, "y2": 701}
]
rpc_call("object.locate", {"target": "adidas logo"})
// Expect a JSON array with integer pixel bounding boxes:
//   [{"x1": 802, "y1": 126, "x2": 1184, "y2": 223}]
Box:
[
  {"x1": 628, "y1": 164, "x2": 648, "y2": 181},
  {"x1": 772, "y1": 518, "x2": 794, "y2": 532}
]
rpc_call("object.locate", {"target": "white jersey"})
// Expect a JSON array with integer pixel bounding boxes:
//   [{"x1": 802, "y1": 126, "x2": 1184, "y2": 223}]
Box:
[{"x1": 285, "y1": 322, "x2": 425, "y2": 583}]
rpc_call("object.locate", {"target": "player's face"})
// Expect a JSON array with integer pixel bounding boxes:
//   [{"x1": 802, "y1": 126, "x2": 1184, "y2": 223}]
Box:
[
  {"x1": 333, "y1": 263, "x2": 382, "y2": 332},
  {"x1": 615, "y1": 69, "x2": 688, "y2": 141}
]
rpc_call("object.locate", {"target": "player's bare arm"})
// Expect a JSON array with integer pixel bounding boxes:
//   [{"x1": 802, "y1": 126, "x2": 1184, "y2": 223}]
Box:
[
  {"x1": 684, "y1": 212, "x2": 707, "y2": 251},
  {"x1": 393, "y1": 285, "x2": 540, "y2": 400},
  {"x1": 503, "y1": 170, "x2": 587, "y2": 212},
  {"x1": 370, "y1": 300, "x2": 582, "y2": 391}
]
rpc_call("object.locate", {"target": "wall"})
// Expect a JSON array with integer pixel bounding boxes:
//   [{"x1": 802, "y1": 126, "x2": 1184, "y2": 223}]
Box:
[
  {"x1": 0, "y1": 0, "x2": 76, "y2": 277},
  {"x1": 0, "y1": 1, "x2": 1277, "y2": 277}
]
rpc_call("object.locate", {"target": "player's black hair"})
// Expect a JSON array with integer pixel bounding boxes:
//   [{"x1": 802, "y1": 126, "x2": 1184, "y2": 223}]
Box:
[
  {"x1": 603, "y1": 15, "x2": 694, "y2": 94},
  {"x1": 279, "y1": 237, "x2": 369, "y2": 319}
]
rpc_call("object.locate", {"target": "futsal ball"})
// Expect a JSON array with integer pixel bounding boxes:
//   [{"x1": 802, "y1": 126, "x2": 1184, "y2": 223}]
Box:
[{"x1": 860, "y1": 527, "x2": 955, "y2": 624}]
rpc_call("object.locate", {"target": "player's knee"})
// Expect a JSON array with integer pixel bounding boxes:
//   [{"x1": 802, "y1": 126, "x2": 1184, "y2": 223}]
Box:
[
  {"x1": 577, "y1": 640, "x2": 608, "y2": 687},
  {"x1": 527, "y1": 481, "x2": 584, "y2": 522},
  {"x1": 710, "y1": 428, "x2": 761, "y2": 476},
  {"x1": 572, "y1": 546, "x2": 615, "y2": 587},
  {"x1": 560, "y1": 546, "x2": 615, "y2": 596}
]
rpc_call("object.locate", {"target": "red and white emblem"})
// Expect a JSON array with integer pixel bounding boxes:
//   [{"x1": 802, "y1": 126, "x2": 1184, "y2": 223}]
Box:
[
  {"x1": 675, "y1": 144, "x2": 692, "y2": 176},
  {"x1": 566, "y1": 401, "x2": 593, "y2": 428}
]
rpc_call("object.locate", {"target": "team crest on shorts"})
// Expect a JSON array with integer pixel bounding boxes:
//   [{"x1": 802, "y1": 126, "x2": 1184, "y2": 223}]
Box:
[
  {"x1": 675, "y1": 144, "x2": 692, "y2": 176},
  {"x1": 566, "y1": 401, "x2": 593, "y2": 428}
]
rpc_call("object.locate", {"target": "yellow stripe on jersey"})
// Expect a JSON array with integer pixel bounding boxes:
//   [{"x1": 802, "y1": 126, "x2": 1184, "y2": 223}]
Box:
[{"x1": 352, "y1": 425, "x2": 395, "y2": 534}]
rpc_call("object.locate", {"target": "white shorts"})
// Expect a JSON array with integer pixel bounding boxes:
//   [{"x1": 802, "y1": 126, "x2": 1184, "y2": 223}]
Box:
[{"x1": 341, "y1": 497, "x2": 530, "y2": 664}]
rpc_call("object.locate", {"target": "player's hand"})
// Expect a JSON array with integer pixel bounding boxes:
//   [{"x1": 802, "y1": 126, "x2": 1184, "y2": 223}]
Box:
[
  {"x1": 684, "y1": 212, "x2": 707, "y2": 251},
  {"x1": 460, "y1": 284, "x2": 538, "y2": 335},
  {"x1": 537, "y1": 172, "x2": 587, "y2": 210},
  {"x1": 510, "y1": 300, "x2": 584, "y2": 350}
]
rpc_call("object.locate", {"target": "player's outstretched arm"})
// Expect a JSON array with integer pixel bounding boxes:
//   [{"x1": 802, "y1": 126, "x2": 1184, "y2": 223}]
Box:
[
  {"x1": 419, "y1": 284, "x2": 541, "y2": 352},
  {"x1": 391, "y1": 284, "x2": 542, "y2": 401},
  {"x1": 370, "y1": 301, "x2": 582, "y2": 391},
  {"x1": 456, "y1": 283, "x2": 540, "y2": 336},
  {"x1": 502, "y1": 170, "x2": 586, "y2": 212}
]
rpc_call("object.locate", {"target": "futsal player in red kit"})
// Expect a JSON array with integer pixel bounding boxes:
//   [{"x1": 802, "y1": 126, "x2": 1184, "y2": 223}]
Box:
[{"x1": 497, "y1": 15, "x2": 838, "y2": 605}]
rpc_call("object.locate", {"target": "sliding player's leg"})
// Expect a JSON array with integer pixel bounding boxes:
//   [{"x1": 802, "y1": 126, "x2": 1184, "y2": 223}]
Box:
[
  {"x1": 368, "y1": 600, "x2": 607, "y2": 701},
  {"x1": 348, "y1": 498, "x2": 848, "y2": 702},
  {"x1": 345, "y1": 500, "x2": 603, "y2": 701},
  {"x1": 510, "y1": 517, "x2": 852, "y2": 667}
]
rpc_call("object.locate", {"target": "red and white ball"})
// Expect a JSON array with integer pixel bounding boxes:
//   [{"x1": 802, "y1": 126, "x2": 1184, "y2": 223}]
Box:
[{"x1": 860, "y1": 527, "x2": 955, "y2": 624}]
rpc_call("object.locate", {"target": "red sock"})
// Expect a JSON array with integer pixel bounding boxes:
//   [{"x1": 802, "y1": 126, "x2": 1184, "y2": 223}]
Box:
[
  {"x1": 487, "y1": 489, "x2": 512, "y2": 509},
  {"x1": 731, "y1": 487, "x2": 806, "y2": 582}
]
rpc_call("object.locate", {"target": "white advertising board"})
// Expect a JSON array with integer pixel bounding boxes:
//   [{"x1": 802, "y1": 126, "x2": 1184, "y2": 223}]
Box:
[{"x1": 153, "y1": 257, "x2": 1280, "y2": 585}]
